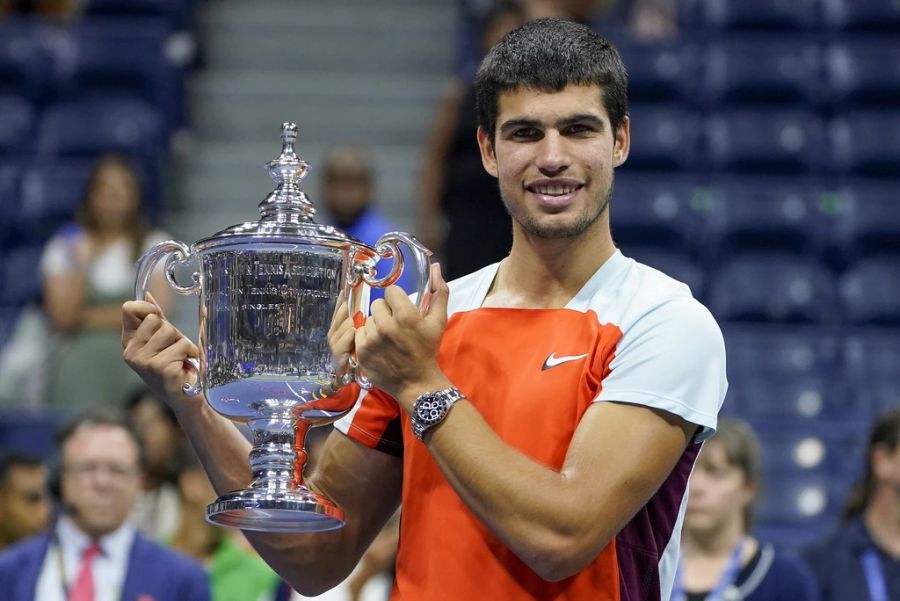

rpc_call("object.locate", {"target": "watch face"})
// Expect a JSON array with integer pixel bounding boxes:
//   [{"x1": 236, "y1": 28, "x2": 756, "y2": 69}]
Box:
[{"x1": 415, "y1": 395, "x2": 446, "y2": 426}]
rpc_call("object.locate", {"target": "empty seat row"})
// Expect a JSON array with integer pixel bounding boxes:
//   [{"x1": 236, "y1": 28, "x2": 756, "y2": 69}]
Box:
[
  {"x1": 613, "y1": 174, "x2": 900, "y2": 267},
  {"x1": 625, "y1": 106, "x2": 900, "y2": 176},
  {"x1": 0, "y1": 18, "x2": 187, "y2": 129},
  {"x1": 679, "y1": 0, "x2": 900, "y2": 33},
  {"x1": 618, "y1": 36, "x2": 900, "y2": 107}
]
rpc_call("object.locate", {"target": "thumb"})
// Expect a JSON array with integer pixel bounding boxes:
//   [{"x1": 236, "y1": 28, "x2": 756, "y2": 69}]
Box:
[{"x1": 425, "y1": 263, "x2": 449, "y2": 323}]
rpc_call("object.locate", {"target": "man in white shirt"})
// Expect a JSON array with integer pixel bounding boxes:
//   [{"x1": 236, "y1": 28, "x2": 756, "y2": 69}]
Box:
[{"x1": 0, "y1": 413, "x2": 210, "y2": 601}]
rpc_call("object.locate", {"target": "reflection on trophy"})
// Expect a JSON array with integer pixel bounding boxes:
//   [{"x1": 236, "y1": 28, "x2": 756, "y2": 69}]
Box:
[{"x1": 133, "y1": 122, "x2": 432, "y2": 532}]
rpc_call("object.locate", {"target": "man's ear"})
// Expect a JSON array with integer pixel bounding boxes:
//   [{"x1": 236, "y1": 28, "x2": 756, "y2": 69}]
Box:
[
  {"x1": 476, "y1": 126, "x2": 499, "y2": 178},
  {"x1": 613, "y1": 115, "x2": 631, "y2": 168}
]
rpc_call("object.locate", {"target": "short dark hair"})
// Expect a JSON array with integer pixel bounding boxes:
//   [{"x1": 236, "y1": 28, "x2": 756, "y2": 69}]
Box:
[
  {"x1": 56, "y1": 410, "x2": 146, "y2": 470},
  {"x1": 0, "y1": 453, "x2": 43, "y2": 487},
  {"x1": 474, "y1": 17, "x2": 629, "y2": 143}
]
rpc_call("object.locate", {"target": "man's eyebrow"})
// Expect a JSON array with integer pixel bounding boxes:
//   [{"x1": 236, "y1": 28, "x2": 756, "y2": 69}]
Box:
[
  {"x1": 499, "y1": 118, "x2": 541, "y2": 133},
  {"x1": 498, "y1": 114, "x2": 606, "y2": 133},
  {"x1": 558, "y1": 114, "x2": 605, "y2": 129}
]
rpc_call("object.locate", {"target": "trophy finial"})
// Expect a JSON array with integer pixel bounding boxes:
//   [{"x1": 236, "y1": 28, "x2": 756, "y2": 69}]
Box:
[{"x1": 260, "y1": 121, "x2": 314, "y2": 220}]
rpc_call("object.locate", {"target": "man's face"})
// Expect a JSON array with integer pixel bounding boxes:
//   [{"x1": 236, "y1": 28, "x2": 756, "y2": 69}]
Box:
[
  {"x1": 0, "y1": 464, "x2": 51, "y2": 545},
  {"x1": 321, "y1": 152, "x2": 372, "y2": 227},
  {"x1": 60, "y1": 425, "x2": 142, "y2": 538},
  {"x1": 477, "y1": 83, "x2": 629, "y2": 241}
]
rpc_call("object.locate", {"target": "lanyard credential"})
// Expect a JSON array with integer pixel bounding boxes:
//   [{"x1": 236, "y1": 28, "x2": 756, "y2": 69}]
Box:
[
  {"x1": 861, "y1": 549, "x2": 889, "y2": 601},
  {"x1": 672, "y1": 537, "x2": 747, "y2": 601}
]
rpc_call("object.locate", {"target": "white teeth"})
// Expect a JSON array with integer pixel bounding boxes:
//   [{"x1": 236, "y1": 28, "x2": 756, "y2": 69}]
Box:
[{"x1": 534, "y1": 184, "x2": 575, "y2": 196}]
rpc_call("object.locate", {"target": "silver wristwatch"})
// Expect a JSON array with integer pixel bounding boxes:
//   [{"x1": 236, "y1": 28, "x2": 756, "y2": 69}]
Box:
[{"x1": 411, "y1": 387, "x2": 464, "y2": 441}]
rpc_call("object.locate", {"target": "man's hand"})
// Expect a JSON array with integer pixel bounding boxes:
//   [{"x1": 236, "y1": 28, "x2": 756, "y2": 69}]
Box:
[
  {"x1": 121, "y1": 298, "x2": 201, "y2": 412},
  {"x1": 354, "y1": 263, "x2": 451, "y2": 404}
]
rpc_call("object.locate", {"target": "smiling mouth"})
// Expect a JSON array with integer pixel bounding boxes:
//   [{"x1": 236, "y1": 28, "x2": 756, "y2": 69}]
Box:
[{"x1": 526, "y1": 182, "x2": 583, "y2": 196}]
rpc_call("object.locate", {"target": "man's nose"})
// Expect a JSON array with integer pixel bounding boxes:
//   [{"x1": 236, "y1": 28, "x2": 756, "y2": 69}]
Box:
[{"x1": 536, "y1": 131, "x2": 570, "y2": 176}]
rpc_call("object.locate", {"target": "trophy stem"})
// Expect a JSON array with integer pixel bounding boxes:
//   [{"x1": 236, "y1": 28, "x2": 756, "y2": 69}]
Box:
[
  {"x1": 206, "y1": 403, "x2": 345, "y2": 532},
  {"x1": 246, "y1": 407, "x2": 301, "y2": 494}
]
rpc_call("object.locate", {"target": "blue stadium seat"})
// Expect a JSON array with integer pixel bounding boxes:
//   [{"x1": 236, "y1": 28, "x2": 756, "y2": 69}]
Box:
[
  {"x1": 840, "y1": 257, "x2": 900, "y2": 325},
  {"x1": 0, "y1": 20, "x2": 55, "y2": 102},
  {"x1": 0, "y1": 409, "x2": 61, "y2": 460},
  {"x1": 701, "y1": 38, "x2": 821, "y2": 107},
  {"x1": 609, "y1": 174, "x2": 704, "y2": 255},
  {"x1": 829, "y1": 110, "x2": 900, "y2": 177},
  {"x1": 754, "y1": 424, "x2": 865, "y2": 479},
  {"x1": 708, "y1": 253, "x2": 838, "y2": 323},
  {"x1": 18, "y1": 160, "x2": 94, "y2": 241},
  {"x1": 58, "y1": 20, "x2": 181, "y2": 131},
  {"x1": 0, "y1": 244, "x2": 44, "y2": 307},
  {"x1": 695, "y1": 0, "x2": 819, "y2": 31},
  {"x1": 626, "y1": 104, "x2": 700, "y2": 170},
  {"x1": 724, "y1": 324, "x2": 840, "y2": 379},
  {"x1": 822, "y1": 0, "x2": 900, "y2": 32},
  {"x1": 727, "y1": 375, "x2": 838, "y2": 421},
  {"x1": 37, "y1": 98, "x2": 166, "y2": 158},
  {"x1": 844, "y1": 330, "x2": 900, "y2": 420},
  {"x1": 624, "y1": 247, "x2": 706, "y2": 298},
  {"x1": 705, "y1": 109, "x2": 825, "y2": 174},
  {"x1": 828, "y1": 181, "x2": 900, "y2": 262},
  {"x1": 0, "y1": 307, "x2": 20, "y2": 353},
  {"x1": 826, "y1": 40, "x2": 900, "y2": 107},
  {"x1": 614, "y1": 40, "x2": 696, "y2": 103},
  {"x1": 0, "y1": 96, "x2": 35, "y2": 157},
  {"x1": 755, "y1": 473, "x2": 841, "y2": 528},
  {"x1": 81, "y1": 0, "x2": 194, "y2": 28},
  {"x1": 706, "y1": 177, "x2": 826, "y2": 259}
]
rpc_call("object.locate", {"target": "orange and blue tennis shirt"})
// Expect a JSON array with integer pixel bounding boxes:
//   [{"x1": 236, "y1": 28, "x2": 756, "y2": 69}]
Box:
[{"x1": 335, "y1": 249, "x2": 728, "y2": 600}]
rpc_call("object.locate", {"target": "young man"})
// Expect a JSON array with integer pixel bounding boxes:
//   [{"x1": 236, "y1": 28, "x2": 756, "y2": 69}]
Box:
[
  {"x1": 121, "y1": 18, "x2": 726, "y2": 600},
  {"x1": 0, "y1": 453, "x2": 51, "y2": 549},
  {"x1": 0, "y1": 414, "x2": 210, "y2": 601}
]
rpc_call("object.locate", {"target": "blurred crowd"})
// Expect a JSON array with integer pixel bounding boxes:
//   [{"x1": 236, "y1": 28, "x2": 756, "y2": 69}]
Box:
[{"x1": 0, "y1": 1, "x2": 898, "y2": 600}]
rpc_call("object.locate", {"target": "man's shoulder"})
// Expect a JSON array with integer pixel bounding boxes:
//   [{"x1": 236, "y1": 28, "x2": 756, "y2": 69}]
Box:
[{"x1": 0, "y1": 532, "x2": 49, "y2": 566}]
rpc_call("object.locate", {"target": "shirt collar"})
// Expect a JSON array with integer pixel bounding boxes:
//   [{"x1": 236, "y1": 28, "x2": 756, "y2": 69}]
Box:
[{"x1": 57, "y1": 514, "x2": 136, "y2": 562}]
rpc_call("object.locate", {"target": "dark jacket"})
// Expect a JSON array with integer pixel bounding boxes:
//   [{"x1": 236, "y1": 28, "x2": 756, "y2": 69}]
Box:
[
  {"x1": 0, "y1": 530, "x2": 211, "y2": 601},
  {"x1": 803, "y1": 517, "x2": 900, "y2": 601}
]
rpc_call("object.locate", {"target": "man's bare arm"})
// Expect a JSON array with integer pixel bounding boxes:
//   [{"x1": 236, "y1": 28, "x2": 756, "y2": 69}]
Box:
[{"x1": 122, "y1": 300, "x2": 402, "y2": 595}]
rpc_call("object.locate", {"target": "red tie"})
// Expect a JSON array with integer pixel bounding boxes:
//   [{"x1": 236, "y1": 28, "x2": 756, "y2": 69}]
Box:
[{"x1": 69, "y1": 543, "x2": 102, "y2": 601}]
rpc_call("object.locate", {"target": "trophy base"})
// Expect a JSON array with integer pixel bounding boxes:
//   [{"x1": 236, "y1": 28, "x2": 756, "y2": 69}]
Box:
[{"x1": 206, "y1": 488, "x2": 345, "y2": 532}]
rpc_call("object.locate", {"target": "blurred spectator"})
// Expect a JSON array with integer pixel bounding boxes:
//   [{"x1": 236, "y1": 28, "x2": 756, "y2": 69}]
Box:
[
  {"x1": 678, "y1": 418, "x2": 819, "y2": 601},
  {"x1": 803, "y1": 409, "x2": 900, "y2": 601},
  {"x1": 171, "y1": 446, "x2": 283, "y2": 601},
  {"x1": 0, "y1": 411, "x2": 210, "y2": 600},
  {"x1": 418, "y1": 1, "x2": 525, "y2": 279},
  {"x1": 0, "y1": 453, "x2": 51, "y2": 549},
  {"x1": 41, "y1": 154, "x2": 172, "y2": 409},
  {"x1": 127, "y1": 387, "x2": 185, "y2": 543},
  {"x1": 320, "y1": 145, "x2": 413, "y2": 299}
]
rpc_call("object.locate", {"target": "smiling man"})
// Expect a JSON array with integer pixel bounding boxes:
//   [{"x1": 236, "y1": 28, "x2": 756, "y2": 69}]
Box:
[{"x1": 121, "y1": 17, "x2": 726, "y2": 601}]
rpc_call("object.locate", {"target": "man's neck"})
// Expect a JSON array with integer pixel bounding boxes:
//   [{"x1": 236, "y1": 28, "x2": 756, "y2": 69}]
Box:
[
  {"x1": 484, "y1": 222, "x2": 616, "y2": 309},
  {"x1": 864, "y1": 490, "x2": 900, "y2": 559}
]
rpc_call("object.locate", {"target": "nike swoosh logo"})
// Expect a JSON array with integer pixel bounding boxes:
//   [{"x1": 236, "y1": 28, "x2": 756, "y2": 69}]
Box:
[{"x1": 541, "y1": 352, "x2": 589, "y2": 371}]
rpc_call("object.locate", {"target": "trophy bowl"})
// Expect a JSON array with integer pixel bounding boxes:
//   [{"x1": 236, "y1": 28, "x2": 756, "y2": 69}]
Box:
[{"x1": 133, "y1": 123, "x2": 431, "y2": 532}]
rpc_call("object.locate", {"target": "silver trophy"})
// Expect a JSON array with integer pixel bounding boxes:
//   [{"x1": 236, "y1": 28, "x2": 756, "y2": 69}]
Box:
[{"x1": 133, "y1": 123, "x2": 431, "y2": 532}]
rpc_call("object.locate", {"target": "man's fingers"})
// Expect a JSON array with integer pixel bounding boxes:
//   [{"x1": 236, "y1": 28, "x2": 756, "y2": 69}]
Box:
[
  {"x1": 145, "y1": 321, "x2": 188, "y2": 355},
  {"x1": 426, "y1": 263, "x2": 449, "y2": 324},
  {"x1": 126, "y1": 312, "x2": 165, "y2": 352},
  {"x1": 328, "y1": 302, "x2": 349, "y2": 337},
  {"x1": 369, "y1": 298, "x2": 392, "y2": 327}
]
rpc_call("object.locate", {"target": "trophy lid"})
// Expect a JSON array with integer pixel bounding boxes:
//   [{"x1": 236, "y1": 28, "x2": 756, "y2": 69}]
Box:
[{"x1": 194, "y1": 123, "x2": 373, "y2": 253}]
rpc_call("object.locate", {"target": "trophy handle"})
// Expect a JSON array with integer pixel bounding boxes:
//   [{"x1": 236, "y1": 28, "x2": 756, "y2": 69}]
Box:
[
  {"x1": 364, "y1": 231, "x2": 434, "y2": 312},
  {"x1": 134, "y1": 240, "x2": 203, "y2": 396}
]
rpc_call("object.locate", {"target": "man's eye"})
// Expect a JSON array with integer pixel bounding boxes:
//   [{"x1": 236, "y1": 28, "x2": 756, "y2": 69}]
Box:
[
  {"x1": 512, "y1": 128, "x2": 539, "y2": 139},
  {"x1": 566, "y1": 124, "x2": 592, "y2": 135}
]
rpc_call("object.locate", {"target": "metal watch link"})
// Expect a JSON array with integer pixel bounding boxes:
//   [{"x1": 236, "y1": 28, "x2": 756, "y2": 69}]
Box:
[{"x1": 410, "y1": 387, "x2": 464, "y2": 441}]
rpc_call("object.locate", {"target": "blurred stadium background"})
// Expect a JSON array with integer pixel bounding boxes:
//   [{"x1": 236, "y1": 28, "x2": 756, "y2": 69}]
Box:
[{"x1": 0, "y1": 0, "x2": 898, "y2": 555}]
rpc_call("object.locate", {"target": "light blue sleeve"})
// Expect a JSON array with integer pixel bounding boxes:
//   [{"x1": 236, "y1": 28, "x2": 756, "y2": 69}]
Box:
[{"x1": 593, "y1": 297, "x2": 727, "y2": 441}]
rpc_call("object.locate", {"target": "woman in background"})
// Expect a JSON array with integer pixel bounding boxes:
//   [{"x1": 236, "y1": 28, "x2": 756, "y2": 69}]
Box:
[
  {"x1": 678, "y1": 418, "x2": 819, "y2": 601},
  {"x1": 41, "y1": 154, "x2": 171, "y2": 408},
  {"x1": 804, "y1": 409, "x2": 900, "y2": 601}
]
